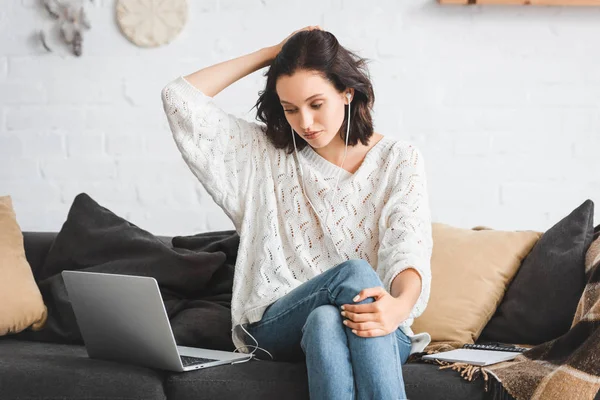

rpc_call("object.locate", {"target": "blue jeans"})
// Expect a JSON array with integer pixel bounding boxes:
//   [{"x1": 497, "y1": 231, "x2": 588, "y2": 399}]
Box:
[{"x1": 242, "y1": 259, "x2": 412, "y2": 400}]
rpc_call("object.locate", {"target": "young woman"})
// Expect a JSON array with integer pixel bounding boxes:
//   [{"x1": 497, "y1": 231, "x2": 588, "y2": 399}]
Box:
[{"x1": 161, "y1": 26, "x2": 433, "y2": 400}]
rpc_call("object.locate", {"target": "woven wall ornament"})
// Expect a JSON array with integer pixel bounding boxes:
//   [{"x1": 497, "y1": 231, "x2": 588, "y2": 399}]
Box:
[{"x1": 116, "y1": 0, "x2": 188, "y2": 48}]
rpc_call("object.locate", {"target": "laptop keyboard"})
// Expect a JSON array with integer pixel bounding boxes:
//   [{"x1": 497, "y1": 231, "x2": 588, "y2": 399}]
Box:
[{"x1": 180, "y1": 355, "x2": 219, "y2": 367}]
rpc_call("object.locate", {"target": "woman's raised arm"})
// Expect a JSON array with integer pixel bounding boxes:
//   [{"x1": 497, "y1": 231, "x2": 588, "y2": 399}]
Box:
[{"x1": 183, "y1": 25, "x2": 322, "y2": 97}]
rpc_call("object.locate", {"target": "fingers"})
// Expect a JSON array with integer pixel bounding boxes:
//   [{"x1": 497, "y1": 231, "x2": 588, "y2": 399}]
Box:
[
  {"x1": 303, "y1": 25, "x2": 322, "y2": 32},
  {"x1": 341, "y1": 287, "x2": 386, "y2": 313},
  {"x1": 342, "y1": 312, "x2": 393, "y2": 337},
  {"x1": 342, "y1": 302, "x2": 379, "y2": 314},
  {"x1": 351, "y1": 329, "x2": 389, "y2": 338},
  {"x1": 341, "y1": 309, "x2": 388, "y2": 335},
  {"x1": 281, "y1": 25, "x2": 322, "y2": 49},
  {"x1": 341, "y1": 310, "x2": 377, "y2": 323},
  {"x1": 337, "y1": 287, "x2": 395, "y2": 337},
  {"x1": 352, "y1": 287, "x2": 385, "y2": 303},
  {"x1": 343, "y1": 319, "x2": 379, "y2": 331}
]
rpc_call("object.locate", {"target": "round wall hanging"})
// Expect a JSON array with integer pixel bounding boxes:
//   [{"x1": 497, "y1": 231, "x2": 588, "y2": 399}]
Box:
[{"x1": 116, "y1": 0, "x2": 188, "y2": 48}]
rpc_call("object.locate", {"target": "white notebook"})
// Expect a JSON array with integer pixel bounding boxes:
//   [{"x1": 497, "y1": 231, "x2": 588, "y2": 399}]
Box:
[{"x1": 422, "y1": 348, "x2": 520, "y2": 366}]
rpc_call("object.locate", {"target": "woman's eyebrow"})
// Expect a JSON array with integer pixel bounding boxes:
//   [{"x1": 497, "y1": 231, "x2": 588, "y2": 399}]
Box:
[{"x1": 280, "y1": 93, "x2": 325, "y2": 105}]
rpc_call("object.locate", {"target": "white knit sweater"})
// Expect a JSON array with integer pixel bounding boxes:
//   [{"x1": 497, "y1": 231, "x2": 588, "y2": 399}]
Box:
[{"x1": 161, "y1": 76, "x2": 433, "y2": 354}]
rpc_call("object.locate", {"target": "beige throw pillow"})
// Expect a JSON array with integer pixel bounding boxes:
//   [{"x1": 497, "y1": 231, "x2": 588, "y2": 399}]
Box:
[
  {"x1": 0, "y1": 195, "x2": 47, "y2": 335},
  {"x1": 411, "y1": 223, "x2": 541, "y2": 344}
]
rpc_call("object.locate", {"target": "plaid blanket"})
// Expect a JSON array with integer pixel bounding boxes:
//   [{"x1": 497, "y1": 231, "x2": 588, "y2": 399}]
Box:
[{"x1": 416, "y1": 229, "x2": 600, "y2": 400}]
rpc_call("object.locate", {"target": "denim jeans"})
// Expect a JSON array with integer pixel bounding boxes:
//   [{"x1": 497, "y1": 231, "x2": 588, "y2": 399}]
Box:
[{"x1": 242, "y1": 259, "x2": 412, "y2": 400}]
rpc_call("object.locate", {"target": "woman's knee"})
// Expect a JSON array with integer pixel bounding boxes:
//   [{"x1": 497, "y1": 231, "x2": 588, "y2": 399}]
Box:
[
  {"x1": 302, "y1": 305, "x2": 342, "y2": 337},
  {"x1": 333, "y1": 259, "x2": 382, "y2": 291},
  {"x1": 301, "y1": 305, "x2": 346, "y2": 353}
]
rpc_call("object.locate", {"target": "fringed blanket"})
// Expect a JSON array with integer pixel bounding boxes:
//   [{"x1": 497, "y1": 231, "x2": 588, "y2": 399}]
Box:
[{"x1": 413, "y1": 232, "x2": 600, "y2": 400}]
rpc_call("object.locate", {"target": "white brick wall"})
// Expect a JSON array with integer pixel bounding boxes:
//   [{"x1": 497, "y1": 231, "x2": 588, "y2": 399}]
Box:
[{"x1": 1, "y1": 0, "x2": 599, "y2": 236}]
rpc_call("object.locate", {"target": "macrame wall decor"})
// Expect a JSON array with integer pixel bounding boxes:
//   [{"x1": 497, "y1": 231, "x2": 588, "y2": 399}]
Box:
[
  {"x1": 116, "y1": 0, "x2": 188, "y2": 48},
  {"x1": 39, "y1": 0, "x2": 93, "y2": 57}
]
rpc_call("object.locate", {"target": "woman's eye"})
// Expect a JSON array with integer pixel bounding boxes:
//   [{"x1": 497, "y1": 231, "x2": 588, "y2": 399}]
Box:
[{"x1": 284, "y1": 104, "x2": 322, "y2": 114}]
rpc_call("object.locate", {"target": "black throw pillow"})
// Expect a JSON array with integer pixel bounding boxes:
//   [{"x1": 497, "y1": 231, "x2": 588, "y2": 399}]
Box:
[
  {"x1": 15, "y1": 193, "x2": 238, "y2": 351},
  {"x1": 480, "y1": 200, "x2": 594, "y2": 345}
]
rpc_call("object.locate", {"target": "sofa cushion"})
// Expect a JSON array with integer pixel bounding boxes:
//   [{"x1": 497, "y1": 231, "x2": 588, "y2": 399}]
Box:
[
  {"x1": 22, "y1": 231, "x2": 172, "y2": 281},
  {"x1": 164, "y1": 360, "x2": 486, "y2": 400},
  {"x1": 22, "y1": 231, "x2": 59, "y2": 280},
  {"x1": 480, "y1": 200, "x2": 594, "y2": 345},
  {"x1": 0, "y1": 339, "x2": 166, "y2": 400},
  {"x1": 15, "y1": 193, "x2": 236, "y2": 352},
  {"x1": 411, "y1": 223, "x2": 541, "y2": 344},
  {"x1": 0, "y1": 195, "x2": 47, "y2": 336}
]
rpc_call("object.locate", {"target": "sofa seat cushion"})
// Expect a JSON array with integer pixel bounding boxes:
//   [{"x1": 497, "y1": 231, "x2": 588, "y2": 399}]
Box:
[
  {"x1": 165, "y1": 360, "x2": 488, "y2": 400},
  {"x1": 0, "y1": 339, "x2": 166, "y2": 400}
]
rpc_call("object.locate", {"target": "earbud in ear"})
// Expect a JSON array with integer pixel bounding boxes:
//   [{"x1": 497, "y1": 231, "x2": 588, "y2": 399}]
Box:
[{"x1": 346, "y1": 92, "x2": 351, "y2": 99}]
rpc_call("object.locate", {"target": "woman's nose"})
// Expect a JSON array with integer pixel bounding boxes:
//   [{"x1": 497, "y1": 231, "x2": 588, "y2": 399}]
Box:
[{"x1": 299, "y1": 112, "x2": 314, "y2": 131}]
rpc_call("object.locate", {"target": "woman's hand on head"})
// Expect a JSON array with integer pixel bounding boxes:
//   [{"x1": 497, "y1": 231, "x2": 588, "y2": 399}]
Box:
[
  {"x1": 274, "y1": 25, "x2": 323, "y2": 55},
  {"x1": 340, "y1": 287, "x2": 412, "y2": 338}
]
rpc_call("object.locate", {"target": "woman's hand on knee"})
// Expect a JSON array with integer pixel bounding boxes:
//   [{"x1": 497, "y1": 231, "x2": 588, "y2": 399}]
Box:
[{"x1": 340, "y1": 287, "x2": 411, "y2": 338}]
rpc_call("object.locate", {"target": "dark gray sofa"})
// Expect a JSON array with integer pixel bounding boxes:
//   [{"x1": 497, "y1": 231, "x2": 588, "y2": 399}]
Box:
[{"x1": 0, "y1": 232, "x2": 489, "y2": 400}]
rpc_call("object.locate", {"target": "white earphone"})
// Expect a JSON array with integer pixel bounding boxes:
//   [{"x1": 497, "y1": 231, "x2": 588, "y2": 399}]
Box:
[
  {"x1": 291, "y1": 89, "x2": 353, "y2": 259},
  {"x1": 233, "y1": 90, "x2": 355, "y2": 360}
]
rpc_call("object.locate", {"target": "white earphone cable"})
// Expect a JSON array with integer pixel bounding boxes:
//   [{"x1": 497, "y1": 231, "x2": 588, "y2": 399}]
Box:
[
  {"x1": 232, "y1": 93, "x2": 353, "y2": 364},
  {"x1": 292, "y1": 92, "x2": 352, "y2": 259},
  {"x1": 231, "y1": 323, "x2": 274, "y2": 362},
  {"x1": 324, "y1": 95, "x2": 351, "y2": 246}
]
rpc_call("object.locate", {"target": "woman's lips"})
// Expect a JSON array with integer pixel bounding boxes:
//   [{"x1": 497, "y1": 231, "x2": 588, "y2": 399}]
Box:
[{"x1": 304, "y1": 131, "x2": 322, "y2": 139}]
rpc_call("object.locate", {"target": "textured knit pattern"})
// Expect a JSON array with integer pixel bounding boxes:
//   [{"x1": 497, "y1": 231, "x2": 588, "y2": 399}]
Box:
[{"x1": 161, "y1": 76, "x2": 433, "y2": 353}]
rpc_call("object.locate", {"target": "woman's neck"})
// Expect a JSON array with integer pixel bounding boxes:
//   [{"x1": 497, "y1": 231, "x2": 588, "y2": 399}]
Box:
[{"x1": 314, "y1": 132, "x2": 383, "y2": 167}]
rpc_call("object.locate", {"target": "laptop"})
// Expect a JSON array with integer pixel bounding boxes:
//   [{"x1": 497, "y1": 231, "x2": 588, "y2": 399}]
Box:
[
  {"x1": 422, "y1": 348, "x2": 520, "y2": 366},
  {"x1": 62, "y1": 270, "x2": 252, "y2": 372}
]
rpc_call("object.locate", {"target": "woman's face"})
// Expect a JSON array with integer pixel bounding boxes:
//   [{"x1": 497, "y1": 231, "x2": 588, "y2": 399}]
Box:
[{"x1": 276, "y1": 69, "x2": 352, "y2": 149}]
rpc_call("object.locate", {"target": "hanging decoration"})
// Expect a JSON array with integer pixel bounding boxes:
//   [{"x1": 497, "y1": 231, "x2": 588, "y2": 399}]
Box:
[
  {"x1": 39, "y1": 0, "x2": 93, "y2": 57},
  {"x1": 115, "y1": 0, "x2": 188, "y2": 48}
]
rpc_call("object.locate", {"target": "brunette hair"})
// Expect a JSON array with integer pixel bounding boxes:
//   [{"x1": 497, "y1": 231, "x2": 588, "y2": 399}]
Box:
[{"x1": 254, "y1": 30, "x2": 375, "y2": 154}]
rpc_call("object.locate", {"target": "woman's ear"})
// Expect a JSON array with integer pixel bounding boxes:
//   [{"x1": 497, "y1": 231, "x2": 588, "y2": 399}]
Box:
[{"x1": 344, "y1": 88, "x2": 355, "y2": 104}]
